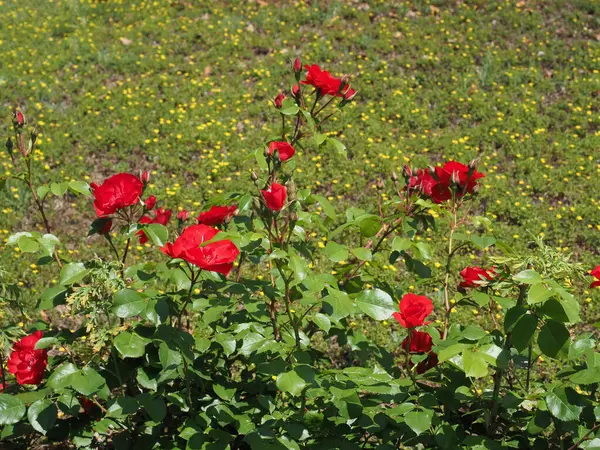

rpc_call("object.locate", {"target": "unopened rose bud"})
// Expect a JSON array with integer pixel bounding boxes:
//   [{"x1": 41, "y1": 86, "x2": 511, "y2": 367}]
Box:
[
  {"x1": 402, "y1": 165, "x2": 412, "y2": 178},
  {"x1": 5, "y1": 137, "x2": 13, "y2": 157},
  {"x1": 144, "y1": 195, "x2": 156, "y2": 210},
  {"x1": 343, "y1": 88, "x2": 357, "y2": 101},
  {"x1": 291, "y1": 84, "x2": 300, "y2": 98},
  {"x1": 287, "y1": 180, "x2": 297, "y2": 201},
  {"x1": 290, "y1": 212, "x2": 299, "y2": 222},
  {"x1": 177, "y1": 210, "x2": 190, "y2": 221},
  {"x1": 263, "y1": 147, "x2": 271, "y2": 158},
  {"x1": 141, "y1": 170, "x2": 150, "y2": 184},
  {"x1": 391, "y1": 171, "x2": 399, "y2": 182},
  {"x1": 377, "y1": 179, "x2": 385, "y2": 190},
  {"x1": 293, "y1": 57, "x2": 302, "y2": 73},
  {"x1": 251, "y1": 171, "x2": 259, "y2": 181},
  {"x1": 13, "y1": 111, "x2": 24, "y2": 128},
  {"x1": 274, "y1": 92, "x2": 285, "y2": 109}
]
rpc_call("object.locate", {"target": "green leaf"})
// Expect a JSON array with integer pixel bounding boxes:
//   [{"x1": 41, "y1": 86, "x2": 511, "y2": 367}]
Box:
[
  {"x1": 159, "y1": 342, "x2": 182, "y2": 371},
  {"x1": 545, "y1": 388, "x2": 583, "y2": 422},
  {"x1": 18, "y1": 235, "x2": 39, "y2": 253},
  {"x1": 355, "y1": 289, "x2": 395, "y2": 321},
  {"x1": 325, "y1": 241, "x2": 348, "y2": 262},
  {"x1": 538, "y1": 320, "x2": 570, "y2": 359},
  {"x1": 114, "y1": 331, "x2": 148, "y2": 358},
  {"x1": 38, "y1": 286, "x2": 68, "y2": 310},
  {"x1": 312, "y1": 313, "x2": 331, "y2": 333},
  {"x1": 571, "y1": 367, "x2": 600, "y2": 385},
  {"x1": 137, "y1": 394, "x2": 166, "y2": 422},
  {"x1": 50, "y1": 182, "x2": 68, "y2": 197},
  {"x1": 357, "y1": 214, "x2": 382, "y2": 238},
  {"x1": 391, "y1": 237, "x2": 412, "y2": 252},
  {"x1": 142, "y1": 223, "x2": 168, "y2": 246},
  {"x1": 404, "y1": 410, "x2": 432, "y2": 436},
  {"x1": 311, "y1": 194, "x2": 337, "y2": 219},
  {"x1": 37, "y1": 185, "x2": 50, "y2": 199},
  {"x1": 34, "y1": 337, "x2": 58, "y2": 350},
  {"x1": 47, "y1": 363, "x2": 79, "y2": 390},
  {"x1": 469, "y1": 235, "x2": 496, "y2": 250},
  {"x1": 511, "y1": 314, "x2": 539, "y2": 352},
  {"x1": 323, "y1": 290, "x2": 354, "y2": 322},
  {"x1": 326, "y1": 137, "x2": 347, "y2": 157},
  {"x1": 513, "y1": 269, "x2": 542, "y2": 285},
  {"x1": 414, "y1": 242, "x2": 433, "y2": 260},
  {"x1": 37, "y1": 234, "x2": 60, "y2": 257},
  {"x1": 68, "y1": 180, "x2": 91, "y2": 196},
  {"x1": 0, "y1": 395, "x2": 26, "y2": 425},
  {"x1": 71, "y1": 367, "x2": 107, "y2": 397},
  {"x1": 113, "y1": 289, "x2": 146, "y2": 318},
  {"x1": 438, "y1": 343, "x2": 467, "y2": 363},
  {"x1": 462, "y1": 350, "x2": 488, "y2": 378},
  {"x1": 57, "y1": 392, "x2": 80, "y2": 416},
  {"x1": 350, "y1": 247, "x2": 372, "y2": 261},
  {"x1": 59, "y1": 262, "x2": 89, "y2": 286},
  {"x1": 106, "y1": 396, "x2": 139, "y2": 418},
  {"x1": 213, "y1": 385, "x2": 237, "y2": 402},
  {"x1": 528, "y1": 284, "x2": 554, "y2": 305},
  {"x1": 276, "y1": 370, "x2": 306, "y2": 396},
  {"x1": 27, "y1": 399, "x2": 57, "y2": 435}
]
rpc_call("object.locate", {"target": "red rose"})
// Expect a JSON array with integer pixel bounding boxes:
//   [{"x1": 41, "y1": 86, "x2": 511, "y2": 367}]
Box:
[
  {"x1": 160, "y1": 224, "x2": 239, "y2": 275},
  {"x1": 137, "y1": 208, "x2": 172, "y2": 244},
  {"x1": 292, "y1": 84, "x2": 300, "y2": 97},
  {"x1": 293, "y1": 57, "x2": 302, "y2": 72},
  {"x1": 301, "y1": 64, "x2": 351, "y2": 97},
  {"x1": 402, "y1": 330, "x2": 433, "y2": 353},
  {"x1": 196, "y1": 205, "x2": 237, "y2": 226},
  {"x1": 14, "y1": 111, "x2": 24, "y2": 126},
  {"x1": 261, "y1": 183, "x2": 287, "y2": 211},
  {"x1": 460, "y1": 266, "x2": 496, "y2": 288},
  {"x1": 434, "y1": 161, "x2": 485, "y2": 199},
  {"x1": 401, "y1": 330, "x2": 438, "y2": 374},
  {"x1": 274, "y1": 93, "x2": 285, "y2": 109},
  {"x1": 268, "y1": 141, "x2": 295, "y2": 162},
  {"x1": 392, "y1": 294, "x2": 434, "y2": 328},
  {"x1": 144, "y1": 195, "x2": 157, "y2": 210},
  {"x1": 177, "y1": 210, "x2": 190, "y2": 222},
  {"x1": 408, "y1": 168, "x2": 437, "y2": 198},
  {"x1": 343, "y1": 88, "x2": 357, "y2": 101},
  {"x1": 91, "y1": 173, "x2": 144, "y2": 217},
  {"x1": 140, "y1": 170, "x2": 150, "y2": 184},
  {"x1": 590, "y1": 265, "x2": 600, "y2": 288},
  {"x1": 7, "y1": 331, "x2": 48, "y2": 385}
]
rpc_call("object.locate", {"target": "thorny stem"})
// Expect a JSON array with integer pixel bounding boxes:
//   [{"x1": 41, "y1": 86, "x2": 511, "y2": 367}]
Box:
[
  {"x1": 313, "y1": 95, "x2": 335, "y2": 116},
  {"x1": 442, "y1": 206, "x2": 458, "y2": 340},
  {"x1": 121, "y1": 237, "x2": 131, "y2": 279},
  {"x1": 0, "y1": 352, "x2": 6, "y2": 389},
  {"x1": 178, "y1": 268, "x2": 198, "y2": 330},
  {"x1": 403, "y1": 330, "x2": 417, "y2": 385},
  {"x1": 488, "y1": 284, "x2": 528, "y2": 434}
]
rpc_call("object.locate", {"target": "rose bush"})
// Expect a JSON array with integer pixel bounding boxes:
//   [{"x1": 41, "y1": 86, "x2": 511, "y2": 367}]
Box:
[{"x1": 0, "y1": 60, "x2": 597, "y2": 450}]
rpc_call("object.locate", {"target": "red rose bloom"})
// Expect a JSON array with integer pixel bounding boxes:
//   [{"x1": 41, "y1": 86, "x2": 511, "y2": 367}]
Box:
[
  {"x1": 160, "y1": 224, "x2": 239, "y2": 275},
  {"x1": 137, "y1": 208, "x2": 172, "y2": 244},
  {"x1": 269, "y1": 141, "x2": 296, "y2": 162},
  {"x1": 393, "y1": 294, "x2": 434, "y2": 328},
  {"x1": 261, "y1": 183, "x2": 287, "y2": 211},
  {"x1": 590, "y1": 265, "x2": 600, "y2": 288},
  {"x1": 274, "y1": 93, "x2": 285, "y2": 109},
  {"x1": 144, "y1": 195, "x2": 157, "y2": 210},
  {"x1": 408, "y1": 168, "x2": 437, "y2": 198},
  {"x1": 91, "y1": 173, "x2": 144, "y2": 217},
  {"x1": 301, "y1": 64, "x2": 351, "y2": 97},
  {"x1": 433, "y1": 161, "x2": 485, "y2": 200},
  {"x1": 401, "y1": 330, "x2": 438, "y2": 374},
  {"x1": 7, "y1": 331, "x2": 48, "y2": 385},
  {"x1": 460, "y1": 266, "x2": 496, "y2": 288},
  {"x1": 196, "y1": 205, "x2": 237, "y2": 226},
  {"x1": 402, "y1": 330, "x2": 433, "y2": 353}
]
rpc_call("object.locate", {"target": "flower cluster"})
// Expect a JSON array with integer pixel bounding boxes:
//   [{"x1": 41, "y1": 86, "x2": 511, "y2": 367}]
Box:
[{"x1": 407, "y1": 161, "x2": 484, "y2": 204}]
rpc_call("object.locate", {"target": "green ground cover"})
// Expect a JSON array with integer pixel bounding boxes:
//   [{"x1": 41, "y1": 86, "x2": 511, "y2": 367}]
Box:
[{"x1": 0, "y1": 0, "x2": 599, "y2": 312}]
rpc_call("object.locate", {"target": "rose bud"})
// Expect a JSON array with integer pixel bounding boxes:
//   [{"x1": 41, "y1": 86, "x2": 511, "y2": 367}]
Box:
[
  {"x1": 144, "y1": 195, "x2": 156, "y2": 210},
  {"x1": 274, "y1": 92, "x2": 285, "y2": 109},
  {"x1": 140, "y1": 170, "x2": 150, "y2": 184},
  {"x1": 177, "y1": 210, "x2": 190, "y2": 222},
  {"x1": 343, "y1": 88, "x2": 357, "y2": 101},
  {"x1": 293, "y1": 57, "x2": 302, "y2": 73},
  {"x1": 99, "y1": 219, "x2": 113, "y2": 235},
  {"x1": 251, "y1": 171, "x2": 259, "y2": 182},
  {"x1": 13, "y1": 111, "x2": 24, "y2": 127},
  {"x1": 291, "y1": 84, "x2": 300, "y2": 98}
]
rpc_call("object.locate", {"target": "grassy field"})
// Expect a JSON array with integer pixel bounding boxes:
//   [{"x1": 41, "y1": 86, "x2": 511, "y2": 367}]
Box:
[{"x1": 1, "y1": 0, "x2": 599, "y2": 311}]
